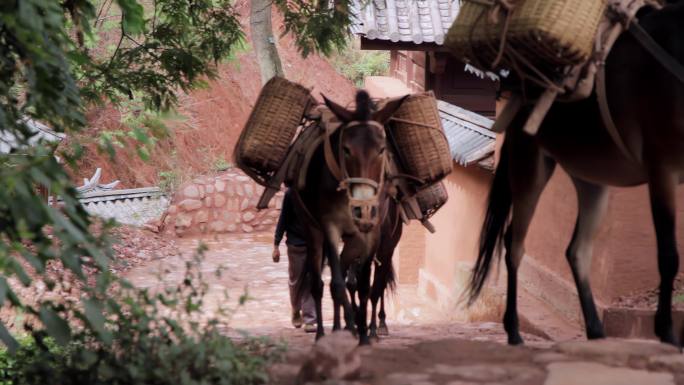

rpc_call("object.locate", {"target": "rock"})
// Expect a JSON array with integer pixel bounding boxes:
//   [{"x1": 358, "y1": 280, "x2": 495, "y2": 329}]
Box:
[
  {"x1": 385, "y1": 372, "x2": 432, "y2": 385},
  {"x1": 227, "y1": 224, "x2": 237, "y2": 232},
  {"x1": 208, "y1": 220, "x2": 228, "y2": 233},
  {"x1": 241, "y1": 224, "x2": 254, "y2": 233},
  {"x1": 236, "y1": 175, "x2": 250, "y2": 182},
  {"x1": 236, "y1": 185, "x2": 245, "y2": 197},
  {"x1": 204, "y1": 196, "x2": 213, "y2": 208},
  {"x1": 221, "y1": 211, "x2": 237, "y2": 223},
  {"x1": 240, "y1": 198, "x2": 250, "y2": 211},
  {"x1": 269, "y1": 210, "x2": 281, "y2": 218},
  {"x1": 297, "y1": 332, "x2": 361, "y2": 384},
  {"x1": 532, "y1": 352, "x2": 572, "y2": 364},
  {"x1": 195, "y1": 210, "x2": 209, "y2": 223},
  {"x1": 167, "y1": 205, "x2": 178, "y2": 214},
  {"x1": 275, "y1": 197, "x2": 283, "y2": 210},
  {"x1": 175, "y1": 212, "x2": 193, "y2": 228},
  {"x1": 214, "y1": 194, "x2": 227, "y2": 207},
  {"x1": 226, "y1": 184, "x2": 235, "y2": 196},
  {"x1": 242, "y1": 212, "x2": 256, "y2": 222},
  {"x1": 183, "y1": 185, "x2": 201, "y2": 198},
  {"x1": 544, "y1": 362, "x2": 674, "y2": 385},
  {"x1": 206, "y1": 184, "x2": 215, "y2": 194},
  {"x1": 555, "y1": 339, "x2": 679, "y2": 366},
  {"x1": 143, "y1": 223, "x2": 159, "y2": 233},
  {"x1": 648, "y1": 354, "x2": 684, "y2": 373},
  {"x1": 244, "y1": 183, "x2": 254, "y2": 197},
  {"x1": 261, "y1": 218, "x2": 274, "y2": 225},
  {"x1": 179, "y1": 199, "x2": 203, "y2": 211},
  {"x1": 216, "y1": 180, "x2": 226, "y2": 193}
]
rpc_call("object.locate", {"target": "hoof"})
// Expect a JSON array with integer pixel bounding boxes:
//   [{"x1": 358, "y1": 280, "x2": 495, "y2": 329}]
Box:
[
  {"x1": 377, "y1": 324, "x2": 389, "y2": 336},
  {"x1": 658, "y1": 331, "x2": 678, "y2": 347},
  {"x1": 508, "y1": 333, "x2": 524, "y2": 346},
  {"x1": 315, "y1": 330, "x2": 325, "y2": 341},
  {"x1": 359, "y1": 337, "x2": 371, "y2": 346}
]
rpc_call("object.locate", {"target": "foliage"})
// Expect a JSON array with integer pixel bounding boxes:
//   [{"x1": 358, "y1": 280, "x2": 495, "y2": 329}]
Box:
[
  {"x1": 0, "y1": 0, "x2": 357, "y2": 369},
  {"x1": 273, "y1": 0, "x2": 356, "y2": 57},
  {"x1": 157, "y1": 169, "x2": 180, "y2": 193},
  {"x1": 331, "y1": 43, "x2": 390, "y2": 86},
  {"x1": 212, "y1": 157, "x2": 233, "y2": 172},
  {"x1": 0, "y1": 0, "x2": 245, "y2": 352},
  {"x1": 0, "y1": 250, "x2": 282, "y2": 385}
]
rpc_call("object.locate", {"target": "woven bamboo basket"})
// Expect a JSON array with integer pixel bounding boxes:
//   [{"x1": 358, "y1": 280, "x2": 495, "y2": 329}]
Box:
[
  {"x1": 388, "y1": 91, "x2": 452, "y2": 186},
  {"x1": 416, "y1": 181, "x2": 449, "y2": 219},
  {"x1": 445, "y1": 0, "x2": 606, "y2": 70},
  {"x1": 235, "y1": 76, "x2": 312, "y2": 186}
]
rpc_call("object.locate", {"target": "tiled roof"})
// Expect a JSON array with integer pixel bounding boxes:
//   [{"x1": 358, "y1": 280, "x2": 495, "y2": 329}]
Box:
[
  {"x1": 438, "y1": 100, "x2": 496, "y2": 171},
  {"x1": 0, "y1": 118, "x2": 66, "y2": 154},
  {"x1": 352, "y1": 0, "x2": 460, "y2": 44}
]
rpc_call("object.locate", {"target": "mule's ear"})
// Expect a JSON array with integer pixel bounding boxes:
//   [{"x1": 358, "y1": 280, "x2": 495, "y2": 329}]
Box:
[
  {"x1": 372, "y1": 94, "x2": 409, "y2": 124},
  {"x1": 322, "y1": 94, "x2": 354, "y2": 123}
]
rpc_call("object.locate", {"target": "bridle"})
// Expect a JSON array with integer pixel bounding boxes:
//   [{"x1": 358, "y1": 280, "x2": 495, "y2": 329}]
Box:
[{"x1": 322, "y1": 119, "x2": 387, "y2": 229}]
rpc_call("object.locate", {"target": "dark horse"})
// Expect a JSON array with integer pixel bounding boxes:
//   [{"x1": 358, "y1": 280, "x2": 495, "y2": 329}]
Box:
[
  {"x1": 294, "y1": 91, "x2": 406, "y2": 344},
  {"x1": 468, "y1": 1, "x2": 684, "y2": 346}
]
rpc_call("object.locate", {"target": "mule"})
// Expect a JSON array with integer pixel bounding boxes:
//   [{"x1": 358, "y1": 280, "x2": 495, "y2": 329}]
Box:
[
  {"x1": 467, "y1": 1, "x2": 684, "y2": 346},
  {"x1": 294, "y1": 90, "x2": 406, "y2": 344}
]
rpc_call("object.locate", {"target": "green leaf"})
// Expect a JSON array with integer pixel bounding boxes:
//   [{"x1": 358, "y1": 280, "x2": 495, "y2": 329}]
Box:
[
  {"x1": 0, "y1": 322, "x2": 18, "y2": 354},
  {"x1": 116, "y1": 0, "x2": 145, "y2": 34},
  {"x1": 83, "y1": 297, "x2": 112, "y2": 344},
  {"x1": 39, "y1": 305, "x2": 71, "y2": 346}
]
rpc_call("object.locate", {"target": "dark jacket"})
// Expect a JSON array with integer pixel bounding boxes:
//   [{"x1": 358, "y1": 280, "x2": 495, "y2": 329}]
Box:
[{"x1": 274, "y1": 189, "x2": 307, "y2": 247}]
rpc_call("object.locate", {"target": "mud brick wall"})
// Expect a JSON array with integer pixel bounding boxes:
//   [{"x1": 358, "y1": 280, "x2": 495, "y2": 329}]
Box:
[{"x1": 159, "y1": 169, "x2": 283, "y2": 237}]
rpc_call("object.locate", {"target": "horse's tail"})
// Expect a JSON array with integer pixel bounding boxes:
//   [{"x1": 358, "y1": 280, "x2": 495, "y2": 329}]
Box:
[
  {"x1": 385, "y1": 261, "x2": 397, "y2": 294},
  {"x1": 467, "y1": 139, "x2": 511, "y2": 304}
]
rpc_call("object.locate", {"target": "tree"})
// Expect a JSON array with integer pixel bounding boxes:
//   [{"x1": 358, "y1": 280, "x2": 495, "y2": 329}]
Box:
[{"x1": 250, "y1": 0, "x2": 285, "y2": 84}]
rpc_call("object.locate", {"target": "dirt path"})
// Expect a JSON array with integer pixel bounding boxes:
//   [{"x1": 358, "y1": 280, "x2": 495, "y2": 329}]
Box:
[{"x1": 125, "y1": 234, "x2": 684, "y2": 385}]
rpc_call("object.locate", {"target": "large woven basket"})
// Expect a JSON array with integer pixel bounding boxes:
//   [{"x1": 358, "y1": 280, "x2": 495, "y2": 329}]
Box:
[
  {"x1": 388, "y1": 91, "x2": 452, "y2": 186},
  {"x1": 416, "y1": 181, "x2": 448, "y2": 219},
  {"x1": 235, "y1": 77, "x2": 312, "y2": 186},
  {"x1": 445, "y1": 0, "x2": 606, "y2": 70}
]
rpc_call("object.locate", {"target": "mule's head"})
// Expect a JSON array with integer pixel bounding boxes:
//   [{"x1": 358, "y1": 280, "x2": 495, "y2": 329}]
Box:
[{"x1": 322, "y1": 91, "x2": 407, "y2": 233}]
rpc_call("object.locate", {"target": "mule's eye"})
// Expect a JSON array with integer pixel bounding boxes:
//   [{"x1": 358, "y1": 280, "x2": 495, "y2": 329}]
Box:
[
  {"x1": 343, "y1": 147, "x2": 351, "y2": 158},
  {"x1": 379, "y1": 147, "x2": 386, "y2": 155}
]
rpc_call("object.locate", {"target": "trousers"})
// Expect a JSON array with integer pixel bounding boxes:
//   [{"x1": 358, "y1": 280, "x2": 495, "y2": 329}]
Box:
[{"x1": 287, "y1": 244, "x2": 316, "y2": 324}]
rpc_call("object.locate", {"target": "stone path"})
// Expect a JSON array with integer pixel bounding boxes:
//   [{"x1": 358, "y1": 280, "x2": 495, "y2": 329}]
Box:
[{"x1": 124, "y1": 234, "x2": 684, "y2": 385}]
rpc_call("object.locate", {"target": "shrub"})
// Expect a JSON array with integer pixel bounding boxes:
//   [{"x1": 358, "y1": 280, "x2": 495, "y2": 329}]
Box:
[
  {"x1": 330, "y1": 42, "x2": 390, "y2": 86},
  {"x1": 0, "y1": 248, "x2": 283, "y2": 385}
]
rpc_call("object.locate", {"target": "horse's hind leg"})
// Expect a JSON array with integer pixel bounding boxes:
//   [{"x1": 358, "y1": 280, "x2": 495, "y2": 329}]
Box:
[
  {"x1": 378, "y1": 294, "x2": 389, "y2": 336},
  {"x1": 504, "y1": 136, "x2": 556, "y2": 345},
  {"x1": 567, "y1": 177, "x2": 609, "y2": 339},
  {"x1": 649, "y1": 170, "x2": 679, "y2": 345},
  {"x1": 369, "y1": 265, "x2": 383, "y2": 340}
]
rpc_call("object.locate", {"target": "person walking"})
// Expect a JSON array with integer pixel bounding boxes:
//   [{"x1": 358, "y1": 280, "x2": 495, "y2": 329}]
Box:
[{"x1": 273, "y1": 188, "x2": 317, "y2": 332}]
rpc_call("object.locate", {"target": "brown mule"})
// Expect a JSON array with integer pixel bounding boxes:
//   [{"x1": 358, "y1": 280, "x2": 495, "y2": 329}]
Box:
[
  {"x1": 293, "y1": 90, "x2": 406, "y2": 345},
  {"x1": 468, "y1": 1, "x2": 684, "y2": 346}
]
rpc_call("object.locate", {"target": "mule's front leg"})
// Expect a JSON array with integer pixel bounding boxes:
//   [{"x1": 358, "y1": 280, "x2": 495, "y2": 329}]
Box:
[
  {"x1": 356, "y1": 259, "x2": 372, "y2": 345},
  {"x1": 649, "y1": 171, "x2": 679, "y2": 345},
  {"x1": 325, "y1": 239, "x2": 356, "y2": 334},
  {"x1": 566, "y1": 178, "x2": 608, "y2": 339}
]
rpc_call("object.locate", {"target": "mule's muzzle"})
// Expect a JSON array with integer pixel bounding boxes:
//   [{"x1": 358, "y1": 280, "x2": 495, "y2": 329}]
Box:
[
  {"x1": 351, "y1": 199, "x2": 379, "y2": 233},
  {"x1": 341, "y1": 178, "x2": 381, "y2": 233}
]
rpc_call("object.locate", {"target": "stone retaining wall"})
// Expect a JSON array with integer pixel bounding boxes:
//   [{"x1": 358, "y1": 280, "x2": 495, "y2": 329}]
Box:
[{"x1": 159, "y1": 170, "x2": 283, "y2": 237}]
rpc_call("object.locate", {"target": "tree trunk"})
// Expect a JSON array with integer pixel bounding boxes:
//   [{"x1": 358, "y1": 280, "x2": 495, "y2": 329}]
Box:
[{"x1": 250, "y1": 0, "x2": 285, "y2": 84}]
